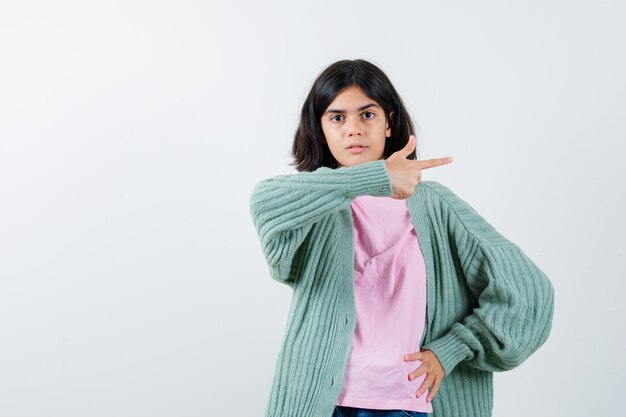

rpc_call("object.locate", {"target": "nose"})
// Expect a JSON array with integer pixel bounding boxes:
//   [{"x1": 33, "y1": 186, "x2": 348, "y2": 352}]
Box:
[{"x1": 344, "y1": 115, "x2": 363, "y2": 136}]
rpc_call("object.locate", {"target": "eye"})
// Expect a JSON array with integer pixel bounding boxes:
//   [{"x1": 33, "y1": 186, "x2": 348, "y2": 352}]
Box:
[
  {"x1": 363, "y1": 111, "x2": 375, "y2": 119},
  {"x1": 330, "y1": 115, "x2": 343, "y2": 123}
]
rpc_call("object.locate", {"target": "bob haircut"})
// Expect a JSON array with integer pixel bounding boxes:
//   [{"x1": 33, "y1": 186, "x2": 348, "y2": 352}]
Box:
[{"x1": 290, "y1": 59, "x2": 418, "y2": 172}]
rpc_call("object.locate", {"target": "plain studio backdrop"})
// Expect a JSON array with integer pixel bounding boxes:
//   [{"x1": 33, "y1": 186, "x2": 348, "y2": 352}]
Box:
[{"x1": 1, "y1": 1, "x2": 624, "y2": 416}]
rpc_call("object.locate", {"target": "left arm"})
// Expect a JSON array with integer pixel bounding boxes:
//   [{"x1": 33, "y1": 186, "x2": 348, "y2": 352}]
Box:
[{"x1": 420, "y1": 182, "x2": 555, "y2": 375}]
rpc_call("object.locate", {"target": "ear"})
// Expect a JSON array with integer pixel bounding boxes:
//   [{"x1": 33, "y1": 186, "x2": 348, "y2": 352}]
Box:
[{"x1": 386, "y1": 111, "x2": 395, "y2": 137}]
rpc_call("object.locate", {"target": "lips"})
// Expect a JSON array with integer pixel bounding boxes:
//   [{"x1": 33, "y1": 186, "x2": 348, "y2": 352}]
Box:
[
  {"x1": 346, "y1": 143, "x2": 367, "y2": 149},
  {"x1": 347, "y1": 144, "x2": 367, "y2": 154}
]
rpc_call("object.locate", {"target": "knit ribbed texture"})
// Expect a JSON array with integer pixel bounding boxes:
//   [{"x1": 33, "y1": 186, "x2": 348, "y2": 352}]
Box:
[{"x1": 249, "y1": 159, "x2": 555, "y2": 417}]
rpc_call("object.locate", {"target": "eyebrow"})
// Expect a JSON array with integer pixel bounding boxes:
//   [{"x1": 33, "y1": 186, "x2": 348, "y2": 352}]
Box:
[{"x1": 323, "y1": 103, "x2": 381, "y2": 116}]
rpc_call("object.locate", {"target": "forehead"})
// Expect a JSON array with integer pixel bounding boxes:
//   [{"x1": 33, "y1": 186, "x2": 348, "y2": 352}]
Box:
[{"x1": 325, "y1": 86, "x2": 381, "y2": 113}]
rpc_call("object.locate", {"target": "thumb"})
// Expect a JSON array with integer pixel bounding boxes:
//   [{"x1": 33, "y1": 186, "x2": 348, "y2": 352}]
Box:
[{"x1": 399, "y1": 135, "x2": 416, "y2": 158}]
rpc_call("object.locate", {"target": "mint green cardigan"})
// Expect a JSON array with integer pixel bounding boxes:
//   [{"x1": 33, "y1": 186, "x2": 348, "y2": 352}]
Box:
[{"x1": 249, "y1": 159, "x2": 554, "y2": 417}]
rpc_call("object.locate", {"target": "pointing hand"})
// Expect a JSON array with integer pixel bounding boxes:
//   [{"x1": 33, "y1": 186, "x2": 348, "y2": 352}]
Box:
[{"x1": 384, "y1": 135, "x2": 453, "y2": 199}]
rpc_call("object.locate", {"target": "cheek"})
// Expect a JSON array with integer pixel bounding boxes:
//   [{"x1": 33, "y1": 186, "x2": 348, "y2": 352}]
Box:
[
  {"x1": 321, "y1": 124, "x2": 336, "y2": 142},
  {"x1": 328, "y1": 142, "x2": 343, "y2": 155}
]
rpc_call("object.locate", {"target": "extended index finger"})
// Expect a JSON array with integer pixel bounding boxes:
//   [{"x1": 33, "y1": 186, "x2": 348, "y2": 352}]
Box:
[{"x1": 416, "y1": 157, "x2": 454, "y2": 170}]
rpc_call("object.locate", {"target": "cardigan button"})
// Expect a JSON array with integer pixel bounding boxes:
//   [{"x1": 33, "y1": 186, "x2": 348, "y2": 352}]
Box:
[{"x1": 344, "y1": 316, "x2": 348, "y2": 327}]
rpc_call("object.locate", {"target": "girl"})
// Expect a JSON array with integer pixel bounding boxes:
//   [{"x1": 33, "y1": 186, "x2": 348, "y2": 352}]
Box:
[{"x1": 249, "y1": 59, "x2": 554, "y2": 417}]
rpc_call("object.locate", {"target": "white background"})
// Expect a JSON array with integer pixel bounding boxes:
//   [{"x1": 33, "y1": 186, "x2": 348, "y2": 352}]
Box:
[{"x1": 1, "y1": 1, "x2": 624, "y2": 416}]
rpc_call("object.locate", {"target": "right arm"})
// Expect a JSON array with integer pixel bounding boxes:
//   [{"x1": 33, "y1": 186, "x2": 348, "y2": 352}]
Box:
[{"x1": 248, "y1": 159, "x2": 392, "y2": 286}]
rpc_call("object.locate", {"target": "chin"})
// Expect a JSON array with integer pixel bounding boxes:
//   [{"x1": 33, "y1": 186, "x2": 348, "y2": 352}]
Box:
[{"x1": 338, "y1": 157, "x2": 379, "y2": 168}]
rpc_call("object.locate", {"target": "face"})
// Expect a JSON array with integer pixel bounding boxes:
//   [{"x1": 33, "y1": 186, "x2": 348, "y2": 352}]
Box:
[{"x1": 320, "y1": 85, "x2": 392, "y2": 168}]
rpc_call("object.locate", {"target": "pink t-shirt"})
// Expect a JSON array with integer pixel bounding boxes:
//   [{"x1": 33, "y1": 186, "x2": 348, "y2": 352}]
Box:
[{"x1": 336, "y1": 195, "x2": 432, "y2": 413}]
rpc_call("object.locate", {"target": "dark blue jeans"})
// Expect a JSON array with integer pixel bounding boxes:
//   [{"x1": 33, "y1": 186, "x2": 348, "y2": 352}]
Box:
[{"x1": 332, "y1": 405, "x2": 428, "y2": 417}]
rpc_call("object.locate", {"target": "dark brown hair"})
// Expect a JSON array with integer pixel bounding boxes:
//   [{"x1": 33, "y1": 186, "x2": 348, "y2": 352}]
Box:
[{"x1": 290, "y1": 59, "x2": 418, "y2": 172}]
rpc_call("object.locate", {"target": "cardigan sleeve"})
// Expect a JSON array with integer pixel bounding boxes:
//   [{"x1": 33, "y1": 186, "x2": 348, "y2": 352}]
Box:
[
  {"x1": 248, "y1": 159, "x2": 393, "y2": 287},
  {"x1": 420, "y1": 182, "x2": 555, "y2": 374}
]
